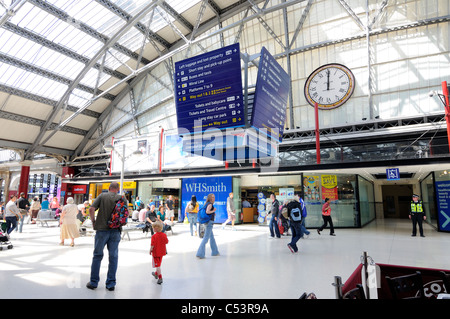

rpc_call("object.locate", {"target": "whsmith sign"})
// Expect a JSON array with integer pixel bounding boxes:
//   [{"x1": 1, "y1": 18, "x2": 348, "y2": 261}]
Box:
[{"x1": 181, "y1": 176, "x2": 232, "y2": 223}]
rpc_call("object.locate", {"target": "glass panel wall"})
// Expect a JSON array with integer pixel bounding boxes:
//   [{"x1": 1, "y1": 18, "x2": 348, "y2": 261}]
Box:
[
  {"x1": 420, "y1": 172, "x2": 436, "y2": 228},
  {"x1": 358, "y1": 176, "x2": 375, "y2": 226},
  {"x1": 303, "y1": 174, "x2": 359, "y2": 228}
]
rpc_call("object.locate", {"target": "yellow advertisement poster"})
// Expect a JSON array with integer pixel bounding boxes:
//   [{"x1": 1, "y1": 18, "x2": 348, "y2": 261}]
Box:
[
  {"x1": 303, "y1": 176, "x2": 320, "y2": 202},
  {"x1": 321, "y1": 175, "x2": 338, "y2": 201}
]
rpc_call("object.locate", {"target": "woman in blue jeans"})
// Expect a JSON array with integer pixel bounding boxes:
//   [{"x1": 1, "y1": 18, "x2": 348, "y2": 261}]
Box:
[{"x1": 196, "y1": 194, "x2": 219, "y2": 259}]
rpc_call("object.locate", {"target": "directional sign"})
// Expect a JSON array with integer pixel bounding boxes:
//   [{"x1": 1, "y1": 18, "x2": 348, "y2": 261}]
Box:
[
  {"x1": 435, "y1": 181, "x2": 450, "y2": 232},
  {"x1": 174, "y1": 43, "x2": 245, "y2": 134},
  {"x1": 386, "y1": 168, "x2": 400, "y2": 180},
  {"x1": 251, "y1": 46, "x2": 289, "y2": 142}
]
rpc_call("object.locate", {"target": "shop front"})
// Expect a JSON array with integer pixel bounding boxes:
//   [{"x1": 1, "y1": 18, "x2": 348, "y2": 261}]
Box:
[
  {"x1": 240, "y1": 173, "x2": 375, "y2": 228},
  {"x1": 136, "y1": 179, "x2": 180, "y2": 218}
]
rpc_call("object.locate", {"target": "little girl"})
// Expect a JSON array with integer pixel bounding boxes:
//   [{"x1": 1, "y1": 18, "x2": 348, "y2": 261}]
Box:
[{"x1": 150, "y1": 221, "x2": 168, "y2": 284}]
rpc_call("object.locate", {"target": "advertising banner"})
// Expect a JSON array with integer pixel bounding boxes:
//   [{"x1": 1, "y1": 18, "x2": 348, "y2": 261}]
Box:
[
  {"x1": 321, "y1": 175, "x2": 338, "y2": 201},
  {"x1": 110, "y1": 135, "x2": 159, "y2": 173},
  {"x1": 181, "y1": 176, "x2": 232, "y2": 223},
  {"x1": 435, "y1": 181, "x2": 450, "y2": 232}
]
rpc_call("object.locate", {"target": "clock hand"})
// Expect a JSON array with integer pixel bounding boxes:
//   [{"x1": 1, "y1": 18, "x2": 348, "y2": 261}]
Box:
[{"x1": 326, "y1": 70, "x2": 330, "y2": 91}]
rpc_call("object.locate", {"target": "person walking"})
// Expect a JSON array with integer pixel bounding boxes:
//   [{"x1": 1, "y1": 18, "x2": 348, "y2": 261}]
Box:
[
  {"x1": 59, "y1": 197, "x2": 80, "y2": 247},
  {"x1": 268, "y1": 193, "x2": 281, "y2": 238},
  {"x1": 17, "y1": 192, "x2": 29, "y2": 232},
  {"x1": 317, "y1": 198, "x2": 335, "y2": 236},
  {"x1": 4, "y1": 195, "x2": 22, "y2": 235},
  {"x1": 30, "y1": 197, "x2": 41, "y2": 224},
  {"x1": 86, "y1": 182, "x2": 127, "y2": 291},
  {"x1": 186, "y1": 195, "x2": 199, "y2": 236},
  {"x1": 409, "y1": 194, "x2": 426, "y2": 237},
  {"x1": 196, "y1": 193, "x2": 219, "y2": 259},
  {"x1": 286, "y1": 195, "x2": 304, "y2": 253},
  {"x1": 222, "y1": 192, "x2": 236, "y2": 231},
  {"x1": 298, "y1": 195, "x2": 310, "y2": 238},
  {"x1": 150, "y1": 221, "x2": 168, "y2": 284}
]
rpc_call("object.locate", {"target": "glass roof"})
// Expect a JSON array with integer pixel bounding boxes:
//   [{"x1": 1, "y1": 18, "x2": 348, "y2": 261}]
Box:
[{"x1": 0, "y1": 0, "x2": 202, "y2": 108}]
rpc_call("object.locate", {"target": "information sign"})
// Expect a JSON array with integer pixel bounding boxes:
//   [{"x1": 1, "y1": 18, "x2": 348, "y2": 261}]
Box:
[
  {"x1": 174, "y1": 43, "x2": 244, "y2": 133},
  {"x1": 251, "y1": 47, "x2": 289, "y2": 142}
]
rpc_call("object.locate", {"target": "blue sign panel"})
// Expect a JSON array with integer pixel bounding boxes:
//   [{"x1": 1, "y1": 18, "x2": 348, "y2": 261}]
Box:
[
  {"x1": 174, "y1": 43, "x2": 245, "y2": 134},
  {"x1": 435, "y1": 181, "x2": 450, "y2": 232},
  {"x1": 386, "y1": 168, "x2": 400, "y2": 180},
  {"x1": 251, "y1": 47, "x2": 289, "y2": 142},
  {"x1": 181, "y1": 176, "x2": 232, "y2": 223}
]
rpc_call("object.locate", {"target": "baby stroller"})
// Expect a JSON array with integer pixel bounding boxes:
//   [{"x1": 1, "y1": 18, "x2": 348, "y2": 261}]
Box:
[{"x1": 0, "y1": 228, "x2": 13, "y2": 250}]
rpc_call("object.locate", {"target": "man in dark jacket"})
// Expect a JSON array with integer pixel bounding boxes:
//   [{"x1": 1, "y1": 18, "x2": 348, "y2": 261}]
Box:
[
  {"x1": 269, "y1": 193, "x2": 281, "y2": 238},
  {"x1": 286, "y1": 196, "x2": 304, "y2": 253}
]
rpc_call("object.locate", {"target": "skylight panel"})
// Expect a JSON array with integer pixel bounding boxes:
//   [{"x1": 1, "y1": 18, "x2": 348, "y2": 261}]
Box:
[{"x1": 0, "y1": 63, "x2": 67, "y2": 101}]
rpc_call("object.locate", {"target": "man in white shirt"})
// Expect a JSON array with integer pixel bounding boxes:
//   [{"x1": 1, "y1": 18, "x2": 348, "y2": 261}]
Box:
[{"x1": 5, "y1": 195, "x2": 22, "y2": 235}]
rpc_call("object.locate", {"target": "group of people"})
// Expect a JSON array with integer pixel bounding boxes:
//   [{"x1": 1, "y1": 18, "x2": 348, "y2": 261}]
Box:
[
  {"x1": 2, "y1": 184, "x2": 428, "y2": 292},
  {"x1": 1, "y1": 193, "x2": 61, "y2": 235},
  {"x1": 268, "y1": 193, "x2": 336, "y2": 254},
  {"x1": 132, "y1": 195, "x2": 175, "y2": 235}
]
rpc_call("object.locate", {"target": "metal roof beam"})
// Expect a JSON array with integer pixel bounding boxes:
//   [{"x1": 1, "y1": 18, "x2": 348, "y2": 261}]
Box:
[
  {"x1": 2, "y1": 21, "x2": 127, "y2": 80},
  {"x1": 25, "y1": 1, "x2": 161, "y2": 159},
  {"x1": 0, "y1": 52, "x2": 116, "y2": 101},
  {"x1": 0, "y1": 83, "x2": 100, "y2": 118},
  {"x1": 95, "y1": 0, "x2": 171, "y2": 50},
  {"x1": 0, "y1": 109, "x2": 88, "y2": 136},
  {"x1": 29, "y1": 0, "x2": 151, "y2": 65}
]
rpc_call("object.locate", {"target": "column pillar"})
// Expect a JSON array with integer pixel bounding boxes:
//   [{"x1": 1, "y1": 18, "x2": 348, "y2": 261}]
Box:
[{"x1": 18, "y1": 165, "x2": 30, "y2": 197}]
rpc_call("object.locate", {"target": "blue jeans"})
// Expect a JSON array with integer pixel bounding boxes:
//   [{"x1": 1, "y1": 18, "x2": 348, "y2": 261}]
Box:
[
  {"x1": 196, "y1": 220, "x2": 219, "y2": 258},
  {"x1": 289, "y1": 221, "x2": 303, "y2": 252},
  {"x1": 89, "y1": 229, "x2": 121, "y2": 288},
  {"x1": 269, "y1": 216, "x2": 281, "y2": 238},
  {"x1": 5, "y1": 216, "x2": 17, "y2": 234},
  {"x1": 188, "y1": 213, "x2": 198, "y2": 236},
  {"x1": 301, "y1": 219, "x2": 310, "y2": 237},
  {"x1": 16, "y1": 213, "x2": 25, "y2": 233}
]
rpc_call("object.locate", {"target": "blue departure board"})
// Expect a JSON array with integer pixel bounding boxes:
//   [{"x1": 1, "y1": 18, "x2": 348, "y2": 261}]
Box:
[
  {"x1": 174, "y1": 43, "x2": 245, "y2": 134},
  {"x1": 251, "y1": 47, "x2": 289, "y2": 142}
]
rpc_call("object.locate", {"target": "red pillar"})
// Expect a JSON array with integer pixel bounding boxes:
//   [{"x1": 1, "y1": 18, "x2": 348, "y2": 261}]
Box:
[
  {"x1": 61, "y1": 166, "x2": 75, "y2": 205},
  {"x1": 442, "y1": 81, "x2": 450, "y2": 153},
  {"x1": 315, "y1": 102, "x2": 321, "y2": 164},
  {"x1": 18, "y1": 165, "x2": 30, "y2": 196}
]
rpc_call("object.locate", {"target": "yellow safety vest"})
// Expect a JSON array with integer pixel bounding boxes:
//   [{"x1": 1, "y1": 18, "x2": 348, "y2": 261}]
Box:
[{"x1": 410, "y1": 201, "x2": 423, "y2": 213}]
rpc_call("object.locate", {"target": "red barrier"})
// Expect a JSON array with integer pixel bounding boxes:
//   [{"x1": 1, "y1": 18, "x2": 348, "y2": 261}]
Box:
[
  {"x1": 341, "y1": 263, "x2": 363, "y2": 296},
  {"x1": 377, "y1": 263, "x2": 449, "y2": 299}
]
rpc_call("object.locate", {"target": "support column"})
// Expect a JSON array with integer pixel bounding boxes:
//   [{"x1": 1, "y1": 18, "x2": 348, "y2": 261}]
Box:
[
  {"x1": 18, "y1": 165, "x2": 30, "y2": 197},
  {"x1": 61, "y1": 167, "x2": 75, "y2": 205}
]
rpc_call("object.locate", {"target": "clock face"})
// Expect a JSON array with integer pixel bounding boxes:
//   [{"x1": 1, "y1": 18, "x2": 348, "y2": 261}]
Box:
[{"x1": 304, "y1": 63, "x2": 355, "y2": 110}]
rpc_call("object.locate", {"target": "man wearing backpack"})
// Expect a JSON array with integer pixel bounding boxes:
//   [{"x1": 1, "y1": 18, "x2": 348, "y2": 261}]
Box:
[
  {"x1": 286, "y1": 195, "x2": 304, "y2": 254},
  {"x1": 86, "y1": 182, "x2": 127, "y2": 291}
]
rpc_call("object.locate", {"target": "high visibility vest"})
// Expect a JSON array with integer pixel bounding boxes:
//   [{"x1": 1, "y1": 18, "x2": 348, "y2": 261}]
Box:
[{"x1": 410, "y1": 201, "x2": 423, "y2": 213}]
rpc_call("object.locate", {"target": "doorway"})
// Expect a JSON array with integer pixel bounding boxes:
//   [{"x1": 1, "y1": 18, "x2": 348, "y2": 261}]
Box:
[{"x1": 382, "y1": 184, "x2": 413, "y2": 218}]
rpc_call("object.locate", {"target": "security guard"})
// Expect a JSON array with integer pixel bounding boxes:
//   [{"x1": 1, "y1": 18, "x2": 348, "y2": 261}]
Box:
[{"x1": 409, "y1": 194, "x2": 426, "y2": 237}]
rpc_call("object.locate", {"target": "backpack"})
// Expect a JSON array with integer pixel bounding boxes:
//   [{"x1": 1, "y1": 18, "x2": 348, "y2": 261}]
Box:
[
  {"x1": 108, "y1": 196, "x2": 129, "y2": 229},
  {"x1": 289, "y1": 202, "x2": 302, "y2": 222},
  {"x1": 198, "y1": 202, "x2": 211, "y2": 224}
]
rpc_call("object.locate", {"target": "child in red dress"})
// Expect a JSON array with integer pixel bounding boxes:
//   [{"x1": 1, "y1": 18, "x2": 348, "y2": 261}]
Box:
[{"x1": 150, "y1": 221, "x2": 168, "y2": 284}]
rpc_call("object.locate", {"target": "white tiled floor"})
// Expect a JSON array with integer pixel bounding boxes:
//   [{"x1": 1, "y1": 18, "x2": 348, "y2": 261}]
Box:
[{"x1": 1, "y1": 218, "x2": 448, "y2": 299}]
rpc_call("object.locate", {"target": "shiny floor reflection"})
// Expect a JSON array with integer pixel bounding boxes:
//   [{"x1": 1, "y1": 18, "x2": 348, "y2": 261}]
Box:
[{"x1": 0, "y1": 219, "x2": 448, "y2": 299}]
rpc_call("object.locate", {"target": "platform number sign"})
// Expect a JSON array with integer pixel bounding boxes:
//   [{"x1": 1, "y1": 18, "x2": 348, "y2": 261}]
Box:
[{"x1": 386, "y1": 168, "x2": 400, "y2": 181}]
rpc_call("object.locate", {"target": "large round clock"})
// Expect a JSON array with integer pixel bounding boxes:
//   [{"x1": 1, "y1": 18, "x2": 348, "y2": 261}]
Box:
[{"x1": 304, "y1": 63, "x2": 355, "y2": 110}]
